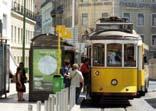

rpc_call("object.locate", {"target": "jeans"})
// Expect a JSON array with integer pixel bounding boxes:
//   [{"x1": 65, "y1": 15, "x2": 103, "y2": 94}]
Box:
[{"x1": 76, "y1": 87, "x2": 81, "y2": 104}]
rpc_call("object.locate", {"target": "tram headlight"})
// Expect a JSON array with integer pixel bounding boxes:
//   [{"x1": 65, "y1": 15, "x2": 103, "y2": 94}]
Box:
[
  {"x1": 111, "y1": 79, "x2": 118, "y2": 86},
  {"x1": 95, "y1": 71, "x2": 100, "y2": 76}
]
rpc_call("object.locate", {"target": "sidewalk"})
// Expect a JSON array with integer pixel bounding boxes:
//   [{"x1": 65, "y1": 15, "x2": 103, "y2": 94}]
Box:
[
  {"x1": 0, "y1": 83, "x2": 80, "y2": 111},
  {"x1": 0, "y1": 83, "x2": 44, "y2": 111}
]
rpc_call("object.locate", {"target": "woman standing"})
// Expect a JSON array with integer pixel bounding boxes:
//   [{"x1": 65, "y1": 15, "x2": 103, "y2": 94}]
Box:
[
  {"x1": 16, "y1": 67, "x2": 26, "y2": 101},
  {"x1": 70, "y1": 64, "x2": 84, "y2": 104}
]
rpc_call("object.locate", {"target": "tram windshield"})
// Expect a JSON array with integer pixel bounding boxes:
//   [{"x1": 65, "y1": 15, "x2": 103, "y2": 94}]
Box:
[
  {"x1": 93, "y1": 44, "x2": 105, "y2": 66},
  {"x1": 92, "y1": 43, "x2": 136, "y2": 67},
  {"x1": 107, "y1": 43, "x2": 122, "y2": 67}
]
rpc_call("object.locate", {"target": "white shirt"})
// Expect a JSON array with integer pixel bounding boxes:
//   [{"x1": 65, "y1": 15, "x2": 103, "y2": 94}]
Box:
[{"x1": 70, "y1": 69, "x2": 84, "y2": 87}]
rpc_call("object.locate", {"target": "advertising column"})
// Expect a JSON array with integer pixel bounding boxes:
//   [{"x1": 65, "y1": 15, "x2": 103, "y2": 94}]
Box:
[{"x1": 33, "y1": 49, "x2": 57, "y2": 91}]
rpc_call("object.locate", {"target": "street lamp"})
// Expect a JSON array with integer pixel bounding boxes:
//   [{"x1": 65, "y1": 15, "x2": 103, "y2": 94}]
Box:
[{"x1": 22, "y1": 0, "x2": 26, "y2": 67}]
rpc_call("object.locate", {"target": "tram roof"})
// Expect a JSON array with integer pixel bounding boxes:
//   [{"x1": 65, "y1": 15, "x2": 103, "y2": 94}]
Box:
[{"x1": 89, "y1": 30, "x2": 141, "y2": 40}]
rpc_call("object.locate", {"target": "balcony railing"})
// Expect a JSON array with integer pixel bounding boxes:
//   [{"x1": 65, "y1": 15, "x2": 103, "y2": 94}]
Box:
[{"x1": 11, "y1": 2, "x2": 35, "y2": 20}]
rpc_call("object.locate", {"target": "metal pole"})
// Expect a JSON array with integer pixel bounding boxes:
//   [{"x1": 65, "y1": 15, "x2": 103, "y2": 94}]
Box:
[
  {"x1": 22, "y1": 0, "x2": 26, "y2": 66},
  {"x1": 72, "y1": 0, "x2": 75, "y2": 28}
]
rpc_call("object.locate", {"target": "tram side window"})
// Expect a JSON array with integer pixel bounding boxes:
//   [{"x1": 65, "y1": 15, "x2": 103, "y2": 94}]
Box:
[
  {"x1": 124, "y1": 44, "x2": 136, "y2": 67},
  {"x1": 107, "y1": 44, "x2": 122, "y2": 67},
  {"x1": 93, "y1": 44, "x2": 104, "y2": 66},
  {"x1": 87, "y1": 46, "x2": 91, "y2": 59}
]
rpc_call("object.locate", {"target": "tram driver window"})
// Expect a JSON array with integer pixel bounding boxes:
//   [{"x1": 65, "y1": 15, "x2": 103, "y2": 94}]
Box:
[
  {"x1": 93, "y1": 44, "x2": 104, "y2": 66},
  {"x1": 107, "y1": 44, "x2": 122, "y2": 67},
  {"x1": 124, "y1": 44, "x2": 136, "y2": 67}
]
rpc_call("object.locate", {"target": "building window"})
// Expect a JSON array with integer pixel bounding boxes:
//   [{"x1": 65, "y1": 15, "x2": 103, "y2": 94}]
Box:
[
  {"x1": 11, "y1": 25, "x2": 13, "y2": 42},
  {"x1": 141, "y1": 35, "x2": 144, "y2": 42},
  {"x1": 21, "y1": 29, "x2": 23, "y2": 44},
  {"x1": 123, "y1": 13, "x2": 130, "y2": 22},
  {"x1": 18, "y1": 28, "x2": 20, "y2": 44},
  {"x1": 14, "y1": 26, "x2": 16, "y2": 43},
  {"x1": 152, "y1": 35, "x2": 156, "y2": 45},
  {"x1": 82, "y1": 13, "x2": 88, "y2": 26},
  {"x1": 3, "y1": 14, "x2": 7, "y2": 34},
  {"x1": 138, "y1": 13, "x2": 144, "y2": 26},
  {"x1": 102, "y1": 13, "x2": 108, "y2": 18},
  {"x1": 152, "y1": 14, "x2": 156, "y2": 26},
  {"x1": 138, "y1": 0, "x2": 144, "y2": 2},
  {"x1": 81, "y1": 0, "x2": 88, "y2": 2}
]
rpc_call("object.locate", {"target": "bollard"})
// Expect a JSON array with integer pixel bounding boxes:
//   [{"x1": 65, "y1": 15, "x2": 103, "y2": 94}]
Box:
[
  {"x1": 59, "y1": 91, "x2": 62, "y2": 111},
  {"x1": 56, "y1": 92, "x2": 61, "y2": 111},
  {"x1": 28, "y1": 104, "x2": 33, "y2": 111},
  {"x1": 70, "y1": 86, "x2": 76, "y2": 109},
  {"x1": 44, "y1": 100, "x2": 48, "y2": 111},
  {"x1": 49, "y1": 94, "x2": 55, "y2": 111},
  {"x1": 48, "y1": 97, "x2": 51, "y2": 111},
  {"x1": 73, "y1": 86, "x2": 76, "y2": 106},
  {"x1": 64, "y1": 88, "x2": 68, "y2": 111},
  {"x1": 61, "y1": 89, "x2": 65, "y2": 111},
  {"x1": 37, "y1": 101, "x2": 42, "y2": 111}
]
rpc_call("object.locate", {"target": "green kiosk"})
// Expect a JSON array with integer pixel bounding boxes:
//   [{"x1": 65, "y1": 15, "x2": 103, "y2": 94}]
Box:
[{"x1": 29, "y1": 34, "x2": 75, "y2": 101}]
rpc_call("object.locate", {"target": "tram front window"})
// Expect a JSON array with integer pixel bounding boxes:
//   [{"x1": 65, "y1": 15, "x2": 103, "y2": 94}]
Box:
[
  {"x1": 124, "y1": 44, "x2": 136, "y2": 67},
  {"x1": 107, "y1": 44, "x2": 122, "y2": 67},
  {"x1": 93, "y1": 44, "x2": 104, "y2": 66}
]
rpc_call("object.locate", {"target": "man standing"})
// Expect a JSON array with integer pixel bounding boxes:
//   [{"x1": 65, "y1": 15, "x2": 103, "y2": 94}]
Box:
[
  {"x1": 62, "y1": 61, "x2": 71, "y2": 87},
  {"x1": 80, "y1": 58, "x2": 90, "y2": 92}
]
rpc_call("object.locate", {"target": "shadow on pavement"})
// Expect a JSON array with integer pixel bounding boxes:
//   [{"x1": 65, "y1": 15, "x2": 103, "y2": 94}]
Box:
[
  {"x1": 145, "y1": 98, "x2": 156, "y2": 109},
  {"x1": 80, "y1": 98, "x2": 131, "y2": 108},
  {"x1": 0, "y1": 93, "x2": 35, "y2": 104}
]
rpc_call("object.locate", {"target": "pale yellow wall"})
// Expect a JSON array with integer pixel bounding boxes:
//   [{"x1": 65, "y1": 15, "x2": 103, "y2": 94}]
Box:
[{"x1": 78, "y1": 0, "x2": 113, "y2": 37}]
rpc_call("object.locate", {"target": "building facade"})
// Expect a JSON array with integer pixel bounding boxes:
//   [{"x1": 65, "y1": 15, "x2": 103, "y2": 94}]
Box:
[
  {"x1": 11, "y1": 0, "x2": 36, "y2": 68},
  {"x1": 0, "y1": 0, "x2": 11, "y2": 41},
  {"x1": 78, "y1": 0, "x2": 115, "y2": 39},
  {"x1": 78, "y1": 0, "x2": 156, "y2": 58},
  {"x1": 119, "y1": 0, "x2": 156, "y2": 58}
]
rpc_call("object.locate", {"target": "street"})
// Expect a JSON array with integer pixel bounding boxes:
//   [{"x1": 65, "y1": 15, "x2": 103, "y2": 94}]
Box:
[
  {"x1": 72, "y1": 81, "x2": 156, "y2": 111},
  {"x1": 0, "y1": 81, "x2": 156, "y2": 111}
]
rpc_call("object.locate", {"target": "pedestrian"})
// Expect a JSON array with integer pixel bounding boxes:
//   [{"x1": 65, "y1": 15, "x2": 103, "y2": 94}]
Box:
[
  {"x1": 18, "y1": 62, "x2": 27, "y2": 83},
  {"x1": 70, "y1": 63, "x2": 84, "y2": 104},
  {"x1": 80, "y1": 58, "x2": 90, "y2": 92},
  {"x1": 62, "y1": 61, "x2": 71, "y2": 87},
  {"x1": 15, "y1": 67, "x2": 26, "y2": 101}
]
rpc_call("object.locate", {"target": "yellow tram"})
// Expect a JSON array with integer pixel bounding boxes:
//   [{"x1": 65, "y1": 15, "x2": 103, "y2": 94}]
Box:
[{"x1": 86, "y1": 17, "x2": 149, "y2": 99}]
